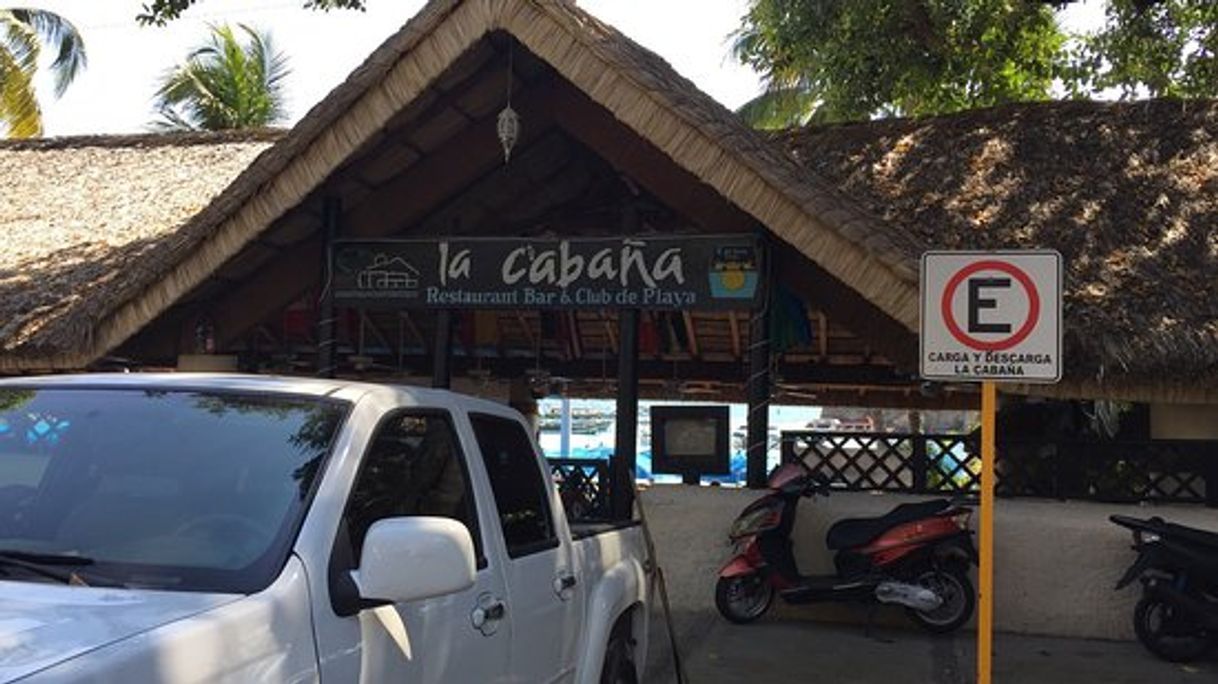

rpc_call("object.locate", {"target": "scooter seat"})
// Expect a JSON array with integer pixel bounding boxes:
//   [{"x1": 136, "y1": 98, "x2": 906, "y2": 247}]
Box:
[
  {"x1": 825, "y1": 500, "x2": 951, "y2": 550},
  {"x1": 1163, "y1": 522, "x2": 1218, "y2": 551}
]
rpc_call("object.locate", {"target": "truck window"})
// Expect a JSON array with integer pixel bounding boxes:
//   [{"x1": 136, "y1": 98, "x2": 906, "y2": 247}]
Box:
[
  {"x1": 469, "y1": 413, "x2": 557, "y2": 558},
  {"x1": 343, "y1": 411, "x2": 480, "y2": 563},
  {"x1": 0, "y1": 388, "x2": 347, "y2": 594}
]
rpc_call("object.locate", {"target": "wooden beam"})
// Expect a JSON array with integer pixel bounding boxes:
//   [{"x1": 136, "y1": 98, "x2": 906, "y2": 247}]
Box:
[
  {"x1": 728, "y1": 311, "x2": 741, "y2": 360},
  {"x1": 567, "y1": 312, "x2": 582, "y2": 360},
  {"x1": 211, "y1": 80, "x2": 558, "y2": 347},
  {"x1": 386, "y1": 356, "x2": 912, "y2": 386},
  {"x1": 515, "y1": 311, "x2": 537, "y2": 351},
  {"x1": 400, "y1": 311, "x2": 426, "y2": 351},
  {"x1": 345, "y1": 79, "x2": 557, "y2": 233},
  {"x1": 683, "y1": 312, "x2": 700, "y2": 359},
  {"x1": 772, "y1": 240, "x2": 918, "y2": 370},
  {"x1": 602, "y1": 311, "x2": 618, "y2": 355},
  {"x1": 360, "y1": 311, "x2": 393, "y2": 351},
  {"x1": 818, "y1": 312, "x2": 829, "y2": 361},
  {"x1": 548, "y1": 81, "x2": 758, "y2": 235},
  {"x1": 549, "y1": 78, "x2": 917, "y2": 370}
]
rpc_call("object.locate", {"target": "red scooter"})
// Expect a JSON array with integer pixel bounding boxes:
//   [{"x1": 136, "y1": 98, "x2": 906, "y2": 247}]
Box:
[{"x1": 716, "y1": 459, "x2": 978, "y2": 633}]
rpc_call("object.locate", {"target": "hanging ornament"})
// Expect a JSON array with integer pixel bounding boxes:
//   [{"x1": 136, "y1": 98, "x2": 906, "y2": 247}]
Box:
[
  {"x1": 496, "y1": 43, "x2": 520, "y2": 164},
  {"x1": 497, "y1": 105, "x2": 520, "y2": 163}
]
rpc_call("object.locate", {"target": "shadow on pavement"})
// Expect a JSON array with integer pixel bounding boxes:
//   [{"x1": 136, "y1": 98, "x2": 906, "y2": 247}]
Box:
[{"x1": 645, "y1": 609, "x2": 1217, "y2": 684}]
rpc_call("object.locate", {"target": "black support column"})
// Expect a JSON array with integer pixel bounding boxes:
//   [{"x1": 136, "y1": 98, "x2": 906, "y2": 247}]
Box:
[
  {"x1": 612, "y1": 308, "x2": 640, "y2": 520},
  {"x1": 746, "y1": 301, "x2": 772, "y2": 489},
  {"x1": 432, "y1": 310, "x2": 454, "y2": 389},
  {"x1": 317, "y1": 197, "x2": 341, "y2": 378}
]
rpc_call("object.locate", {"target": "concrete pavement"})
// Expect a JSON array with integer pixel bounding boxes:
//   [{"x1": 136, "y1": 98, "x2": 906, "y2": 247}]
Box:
[{"x1": 644, "y1": 613, "x2": 1217, "y2": 683}]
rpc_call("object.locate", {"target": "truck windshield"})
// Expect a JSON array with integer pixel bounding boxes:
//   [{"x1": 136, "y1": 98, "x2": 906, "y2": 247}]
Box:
[{"x1": 0, "y1": 387, "x2": 347, "y2": 594}]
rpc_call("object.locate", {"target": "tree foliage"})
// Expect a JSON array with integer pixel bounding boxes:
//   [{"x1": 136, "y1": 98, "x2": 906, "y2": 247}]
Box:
[
  {"x1": 137, "y1": 0, "x2": 364, "y2": 26},
  {"x1": 152, "y1": 23, "x2": 289, "y2": 131},
  {"x1": 1066, "y1": 0, "x2": 1218, "y2": 98},
  {"x1": 0, "y1": 7, "x2": 86, "y2": 138},
  {"x1": 734, "y1": 0, "x2": 1064, "y2": 127},
  {"x1": 735, "y1": 0, "x2": 1218, "y2": 128}
]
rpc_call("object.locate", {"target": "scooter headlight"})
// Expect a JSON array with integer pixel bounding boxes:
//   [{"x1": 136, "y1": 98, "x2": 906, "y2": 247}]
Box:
[{"x1": 1135, "y1": 530, "x2": 1161, "y2": 545}]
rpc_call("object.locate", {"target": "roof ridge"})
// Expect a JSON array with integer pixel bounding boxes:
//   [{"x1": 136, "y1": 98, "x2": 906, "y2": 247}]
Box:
[
  {"x1": 781, "y1": 96, "x2": 1218, "y2": 136},
  {"x1": 0, "y1": 128, "x2": 287, "y2": 151}
]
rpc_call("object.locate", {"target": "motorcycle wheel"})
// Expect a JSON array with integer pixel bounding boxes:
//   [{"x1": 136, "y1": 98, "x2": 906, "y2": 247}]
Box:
[
  {"x1": 906, "y1": 567, "x2": 975, "y2": 635},
  {"x1": 715, "y1": 573, "x2": 774, "y2": 624},
  {"x1": 1133, "y1": 595, "x2": 1213, "y2": 663}
]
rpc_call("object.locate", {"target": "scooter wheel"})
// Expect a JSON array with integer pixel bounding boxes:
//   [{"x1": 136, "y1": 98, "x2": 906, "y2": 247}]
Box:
[
  {"x1": 1133, "y1": 595, "x2": 1213, "y2": 663},
  {"x1": 715, "y1": 574, "x2": 773, "y2": 624},
  {"x1": 907, "y1": 568, "x2": 975, "y2": 635}
]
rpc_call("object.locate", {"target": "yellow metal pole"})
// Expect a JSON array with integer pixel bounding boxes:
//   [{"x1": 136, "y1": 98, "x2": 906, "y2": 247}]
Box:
[{"x1": 978, "y1": 381, "x2": 997, "y2": 684}]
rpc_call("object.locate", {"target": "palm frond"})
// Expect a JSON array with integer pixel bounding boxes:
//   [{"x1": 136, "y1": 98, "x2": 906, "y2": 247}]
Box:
[
  {"x1": 736, "y1": 87, "x2": 819, "y2": 130},
  {"x1": 0, "y1": 13, "x2": 40, "y2": 74},
  {"x1": 151, "y1": 22, "x2": 290, "y2": 131},
  {"x1": 0, "y1": 24, "x2": 39, "y2": 137},
  {"x1": 6, "y1": 8, "x2": 86, "y2": 97}
]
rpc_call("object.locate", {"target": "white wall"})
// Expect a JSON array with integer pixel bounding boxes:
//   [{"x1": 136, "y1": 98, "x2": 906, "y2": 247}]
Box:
[
  {"x1": 1150, "y1": 403, "x2": 1218, "y2": 440},
  {"x1": 639, "y1": 486, "x2": 1218, "y2": 640}
]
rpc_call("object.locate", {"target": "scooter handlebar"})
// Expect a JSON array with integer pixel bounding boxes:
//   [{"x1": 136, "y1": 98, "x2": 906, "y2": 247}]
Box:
[{"x1": 801, "y1": 471, "x2": 834, "y2": 497}]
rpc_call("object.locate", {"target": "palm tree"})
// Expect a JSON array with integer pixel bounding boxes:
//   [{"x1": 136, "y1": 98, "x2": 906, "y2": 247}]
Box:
[
  {"x1": 0, "y1": 8, "x2": 87, "y2": 138},
  {"x1": 735, "y1": 87, "x2": 819, "y2": 130},
  {"x1": 152, "y1": 23, "x2": 289, "y2": 131}
]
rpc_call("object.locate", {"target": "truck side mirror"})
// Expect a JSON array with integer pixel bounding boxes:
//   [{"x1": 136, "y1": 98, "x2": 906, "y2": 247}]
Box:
[{"x1": 353, "y1": 517, "x2": 476, "y2": 604}]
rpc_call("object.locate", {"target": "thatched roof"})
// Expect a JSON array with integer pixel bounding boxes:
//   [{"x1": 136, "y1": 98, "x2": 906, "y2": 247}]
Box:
[
  {"x1": 778, "y1": 99, "x2": 1218, "y2": 402},
  {"x1": 0, "y1": 1, "x2": 1213, "y2": 404},
  {"x1": 0, "y1": 0, "x2": 923, "y2": 375},
  {"x1": 0, "y1": 131, "x2": 281, "y2": 366}
]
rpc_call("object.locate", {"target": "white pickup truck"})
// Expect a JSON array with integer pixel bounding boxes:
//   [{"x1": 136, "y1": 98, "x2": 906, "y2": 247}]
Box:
[{"x1": 0, "y1": 375, "x2": 649, "y2": 683}]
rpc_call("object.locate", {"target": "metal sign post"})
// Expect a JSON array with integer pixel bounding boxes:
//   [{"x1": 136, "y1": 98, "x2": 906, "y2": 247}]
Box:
[
  {"x1": 920, "y1": 251, "x2": 1062, "y2": 684},
  {"x1": 978, "y1": 380, "x2": 997, "y2": 684}
]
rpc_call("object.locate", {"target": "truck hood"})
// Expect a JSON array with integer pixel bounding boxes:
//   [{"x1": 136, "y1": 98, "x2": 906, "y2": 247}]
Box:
[{"x1": 0, "y1": 580, "x2": 240, "y2": 682}]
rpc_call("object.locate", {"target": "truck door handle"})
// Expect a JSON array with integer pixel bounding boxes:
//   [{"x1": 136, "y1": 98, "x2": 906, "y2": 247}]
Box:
[
  {"x1": 554, "y1": 573, "x2": 577, "y2": 595},
  {"x1": 471, "y1": 599, "x2": 506, "y2": 629}
]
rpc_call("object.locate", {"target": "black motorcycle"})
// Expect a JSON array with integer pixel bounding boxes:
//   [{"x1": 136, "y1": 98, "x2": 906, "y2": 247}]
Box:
[{"x1": 1110, "y1": 515, "x2": 1218, "y2": 662}]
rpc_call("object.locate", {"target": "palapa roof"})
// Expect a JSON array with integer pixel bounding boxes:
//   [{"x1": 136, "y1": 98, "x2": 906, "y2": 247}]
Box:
[
  {"x1": 778, "y1": 98, "x2": 1218, "y2": 403},
  {"x1": 0, "y1": 0, "x2": 1213, "y2": 404},
  {"x1": 0, "y1": 0, "x2": 919, "y2": 373},
  {"x1": 0, "y1": 131, "x2": 281, "y2": 366}
]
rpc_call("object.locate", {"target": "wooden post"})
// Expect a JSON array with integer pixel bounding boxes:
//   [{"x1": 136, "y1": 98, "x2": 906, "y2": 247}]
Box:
[
  {"x1": 746, "y1": 302, "x2": 771, "y2": 489},
  {"x1": 613, "y1": 308, "x2": 640, "y2": 520},
  {"x1": 317, "y1": 197, "x2": 341, "y2": 378},
  {"x1": 909, "y1": 408, "x2": 928, "y2": 493},
  {"x1": 1206, "y1": 455, "x2": 1218, "y2": 509},
  {"x1": 978, "y1": 381, "x2": 997, "y2": 684},
  {"x1": 432, "y1": 309, "x2": 453, "y2": 389}
]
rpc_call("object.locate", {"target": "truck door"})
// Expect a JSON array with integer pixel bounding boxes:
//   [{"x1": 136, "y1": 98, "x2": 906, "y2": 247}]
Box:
[
  {"x1": 313, "y1": 410, "x2": 513, "y2": 684},
  {"x1": 468, "y1": 413, "x2": 583, "y2": 684}
]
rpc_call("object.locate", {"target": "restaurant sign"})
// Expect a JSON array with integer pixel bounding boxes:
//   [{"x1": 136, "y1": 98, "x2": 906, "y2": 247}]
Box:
[{"x1": 331, "y1": 235, "x2": 764, "y2": 311}]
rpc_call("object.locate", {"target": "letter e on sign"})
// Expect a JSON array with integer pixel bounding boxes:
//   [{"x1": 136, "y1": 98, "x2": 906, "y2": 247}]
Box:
[{"x1": 920, "y1": 251, "x2": 1062, "y2": 383}]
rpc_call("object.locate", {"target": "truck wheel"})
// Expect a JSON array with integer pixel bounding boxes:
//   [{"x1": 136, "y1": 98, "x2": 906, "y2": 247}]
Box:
[
  {"x1": 907, "y1": 568, "x2": 975, "y2": 635},
  {"x1": 715, "y1": 573, "x2": 773, "y2": 624},
  {"x1": 1133, "y1": 595, "x2": 1213, "y2": 663},
  {"x1": 599, "y1": 632, "x2": 638, "y2": 684}
]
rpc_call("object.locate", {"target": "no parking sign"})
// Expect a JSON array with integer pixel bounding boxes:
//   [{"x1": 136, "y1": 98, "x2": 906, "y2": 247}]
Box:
[
  {"x1": 920, "y1": 251, "x2": 1062, "y2": 383},
  {"x1": 920, "y1": 250, "x2": 1063, "y2": 684}
]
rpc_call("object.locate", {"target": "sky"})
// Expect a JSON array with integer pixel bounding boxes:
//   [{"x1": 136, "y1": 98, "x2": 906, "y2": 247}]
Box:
[
  {"x1": 31, "y1": 0, "x2": 764, "y2": 136},
  {"x1": 31, "y1": 0, "x2": 1107, "y2": 137}
]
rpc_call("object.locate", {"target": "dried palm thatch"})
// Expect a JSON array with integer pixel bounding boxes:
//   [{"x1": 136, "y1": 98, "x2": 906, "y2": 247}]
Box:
[
  {"x1": 0, "y1": 131, "x2": 280, "y2": 367},
  {"x1": 779, "y1": 98, "x2": 1218, "y2": 403}
]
